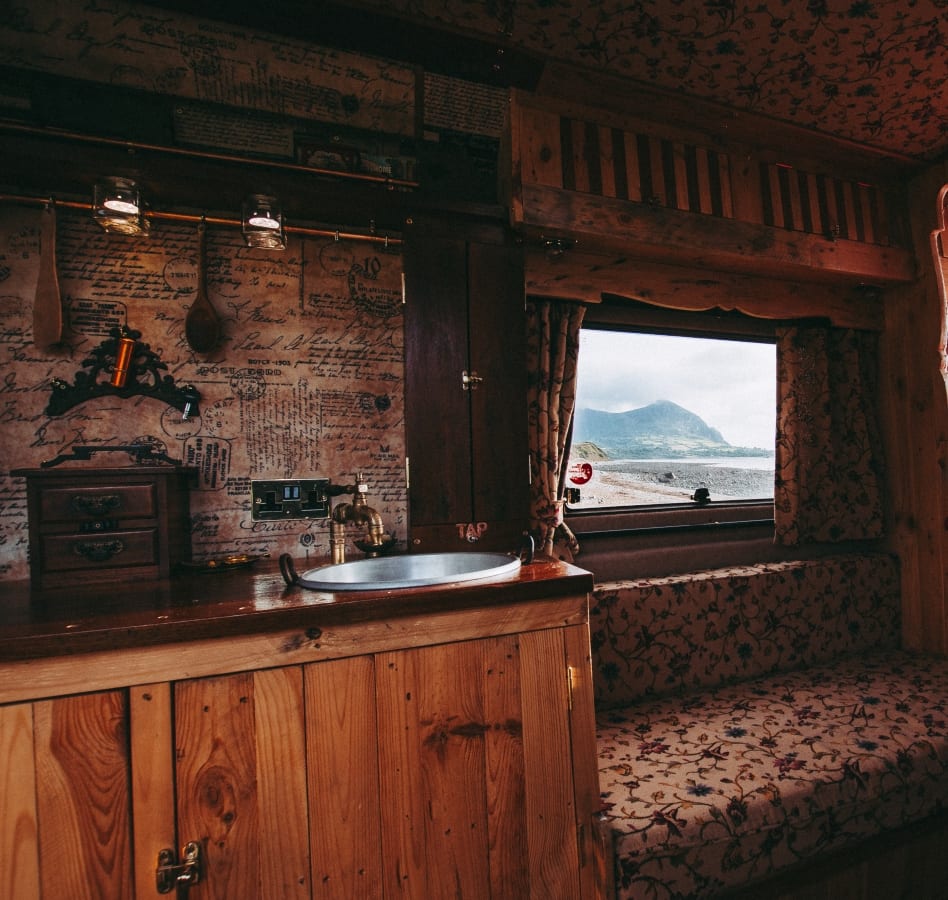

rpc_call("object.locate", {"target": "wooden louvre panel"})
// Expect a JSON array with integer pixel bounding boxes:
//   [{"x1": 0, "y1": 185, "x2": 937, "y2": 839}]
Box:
[{"x1": 512, "y1": 93, "x2": 903, "y2": 251}]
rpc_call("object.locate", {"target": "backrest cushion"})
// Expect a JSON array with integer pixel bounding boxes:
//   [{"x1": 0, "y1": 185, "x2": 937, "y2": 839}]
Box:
[{"x1": 590, "y1": 553, "x2": 900, "y2": 709}]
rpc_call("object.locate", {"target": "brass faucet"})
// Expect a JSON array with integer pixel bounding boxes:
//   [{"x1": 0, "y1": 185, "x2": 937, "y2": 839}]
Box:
[{"x1": 329, "y1": 472, "x2": 387, "y2": 563}]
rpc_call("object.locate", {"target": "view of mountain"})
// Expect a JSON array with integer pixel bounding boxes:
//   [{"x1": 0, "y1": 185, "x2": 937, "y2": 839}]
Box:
[{"x1": 572, "y1": 400, "x2": 773, "y2": 459}]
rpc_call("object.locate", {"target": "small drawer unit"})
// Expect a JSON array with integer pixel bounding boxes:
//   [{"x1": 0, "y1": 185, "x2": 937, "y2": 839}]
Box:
[{"x1": 13, "y1": 466, "x2": 196, "y2": 589}]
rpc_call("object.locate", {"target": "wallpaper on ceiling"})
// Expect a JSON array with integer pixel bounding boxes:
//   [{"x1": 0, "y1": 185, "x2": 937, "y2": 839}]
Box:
[{"x1": 365, "y1": 0, "x2": 948, "y2": 160}]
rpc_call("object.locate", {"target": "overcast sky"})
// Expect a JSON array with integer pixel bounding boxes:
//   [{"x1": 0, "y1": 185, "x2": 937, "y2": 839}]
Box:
[{"x1": 576, "y1": 329, "x2": 776, "y2": 450}]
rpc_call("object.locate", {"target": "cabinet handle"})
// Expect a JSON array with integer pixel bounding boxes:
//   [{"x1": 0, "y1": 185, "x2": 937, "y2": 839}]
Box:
[
  {"x1": 73, "y1": 539, "x2": 125, "y2": 562},
  {"x1": 156, "y1": 841, "x2": 202, "y2": 893},
  {"x1": 70, "y1": 493, "x2": 121, "y2": 517}
]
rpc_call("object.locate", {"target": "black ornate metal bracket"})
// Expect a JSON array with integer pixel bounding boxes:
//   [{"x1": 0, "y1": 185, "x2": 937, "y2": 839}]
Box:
[{"x1": 45, "y1": 326, "x2": 200, "y2": 419}]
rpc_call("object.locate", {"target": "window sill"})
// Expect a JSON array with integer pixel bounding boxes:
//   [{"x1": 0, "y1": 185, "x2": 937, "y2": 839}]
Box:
[{"x1": 567, "y1": 499, "x2": 774, "y2": 537}]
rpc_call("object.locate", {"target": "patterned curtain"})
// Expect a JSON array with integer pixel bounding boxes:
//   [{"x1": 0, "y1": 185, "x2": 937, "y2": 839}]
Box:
[
  {"x1": 526, "y1": 299, "x2": 586, "y2": 559},
  {"x1": 774, "y1": 325, "x2": 884, "y2": 544}
]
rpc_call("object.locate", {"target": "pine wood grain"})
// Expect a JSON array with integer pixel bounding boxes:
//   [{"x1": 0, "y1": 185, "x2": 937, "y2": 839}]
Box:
[
  {"x1": 520, "y1": 628, "x2": 581, "y2": 900},
  {"x1": 306, "y1": 655, "x2": 383, "y2": 899},
  {"x1": 376, "y1": 640, "x2": 492, "y2": 898},
  {"x1": 0, "y1": 594, "x2": 589, "y2": 705},
  {"x1": 563, "y1": 624, "x2": 605, "y2": 900},
  {"x1": 482, "y1": 633, "x2": 530, "y2": 898},
  {"x1": 129, "y1": 682, "x2": 176, "y2": 900},
  {"x1": 253, "y1": 667, "x2": 310, "y2": 898},
  {"x1": 0, "y1": 702, "x2": 39, "y2": 900},
  {"x1": 175, "y1": 673, "x2": 261, "y2": 900},
  {"x1": 34, "y1": 691, "x2": 132, "y2": 899}
]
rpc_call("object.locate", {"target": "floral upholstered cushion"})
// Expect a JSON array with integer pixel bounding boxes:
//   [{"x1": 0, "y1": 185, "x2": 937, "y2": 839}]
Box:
[
  {"x1": 597, "y1": 650, "x2": 948, "y2": 900},
  {"x1": 590, "y1": 554, "x2": 900, "y2": 709}
]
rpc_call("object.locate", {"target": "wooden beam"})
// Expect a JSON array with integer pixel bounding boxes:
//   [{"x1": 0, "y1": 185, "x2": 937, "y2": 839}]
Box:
[
  {"x1": 524, "y1": 248, "x2": 884, "y2": 329},
  {"x1": 518, "y1": 183, "x2": 916, "y2": 285}
]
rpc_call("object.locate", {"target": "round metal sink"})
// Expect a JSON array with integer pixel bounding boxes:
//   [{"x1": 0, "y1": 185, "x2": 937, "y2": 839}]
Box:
[{"x1": 294, "y1": 551, "x2": 522, "y2": 591}]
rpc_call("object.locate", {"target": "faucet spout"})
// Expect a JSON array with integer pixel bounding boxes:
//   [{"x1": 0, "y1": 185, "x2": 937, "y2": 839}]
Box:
[{"x1": 329, "y1": 473, "x2": 388, "y2": 562}]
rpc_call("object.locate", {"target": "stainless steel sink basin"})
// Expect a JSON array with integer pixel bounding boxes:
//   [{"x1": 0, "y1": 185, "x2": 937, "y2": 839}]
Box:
[{"x1": 293, "y1": 551, "x2": 522, "y2": 591}]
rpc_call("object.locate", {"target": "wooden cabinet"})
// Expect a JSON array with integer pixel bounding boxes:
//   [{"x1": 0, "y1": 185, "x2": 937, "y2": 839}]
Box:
[
  {"x1": 1, "y1": 584, "x2": 601, "y2": 899},
  {"x1": 12, "y1": 466, "x2": 194, "y2": 588},
  {"x1": 403, "y1": 217, "x2": 529, "y2": 553}
]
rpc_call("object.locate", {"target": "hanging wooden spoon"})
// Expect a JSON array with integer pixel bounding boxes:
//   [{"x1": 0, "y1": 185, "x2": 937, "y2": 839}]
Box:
[
  {"x1": 184, "y1": 218, "x2": 221, "y2": 353},
  {"x1": 33, "y1": 200, "x2": 63, "y2": 349}
]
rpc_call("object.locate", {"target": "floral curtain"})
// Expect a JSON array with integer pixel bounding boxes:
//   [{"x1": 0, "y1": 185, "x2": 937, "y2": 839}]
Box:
[
  {"x1": 526, "y1": 299, "x2": 585, "y2": 559},
  {"x1": 774, "y1": 324, "x2": 885, "y2": 544}
]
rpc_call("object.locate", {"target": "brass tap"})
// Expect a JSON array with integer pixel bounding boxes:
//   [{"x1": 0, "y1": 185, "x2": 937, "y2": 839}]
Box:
[{"x1": 329, "y1": 473, "x2": 386, "y2": 563}]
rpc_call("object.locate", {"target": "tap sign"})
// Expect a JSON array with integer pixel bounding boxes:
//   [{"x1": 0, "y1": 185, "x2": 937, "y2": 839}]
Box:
[{"x1": 568, "y1": 462, "x2": 593, "y2": 485}]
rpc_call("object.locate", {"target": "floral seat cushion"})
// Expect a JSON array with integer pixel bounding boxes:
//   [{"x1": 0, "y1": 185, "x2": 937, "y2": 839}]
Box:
[{"x1": 597, "y1": 649, "x2": 948, "y2": 899}]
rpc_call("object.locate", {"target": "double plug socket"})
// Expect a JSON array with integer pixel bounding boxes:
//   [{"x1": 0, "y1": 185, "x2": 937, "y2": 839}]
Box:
[{"x1": 250, "y1": 478, "x2": 330, "y2": 520}]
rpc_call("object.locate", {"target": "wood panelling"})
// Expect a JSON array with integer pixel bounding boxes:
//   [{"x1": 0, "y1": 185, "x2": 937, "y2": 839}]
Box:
[
  {"x1": 0, "y1": 703, "x2": 40, "y2": 900},
  {"x1": 505, "y1": 90, "x2": 915, "y2": 286},
  {"x1": 305, "y1": 655, "x2": 382, "y2": 899},
  {"x1": 881, "y1": 168, "x2": 948, "y2": 654},
  {"x1": 517, "y1": 94, "x2": 899, "y2": 245},
  {"x1": 34, "y1": 691, "x2": 132, "y2": 899}
]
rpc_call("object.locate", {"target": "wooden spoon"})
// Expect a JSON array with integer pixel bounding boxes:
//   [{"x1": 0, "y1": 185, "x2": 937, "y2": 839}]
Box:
[
  {"x1": 184, "y1": 219, "x2": 221, "y2": 353},
  {"x1": 33, "y1": 201, "x2": 63, "y2": 349}
]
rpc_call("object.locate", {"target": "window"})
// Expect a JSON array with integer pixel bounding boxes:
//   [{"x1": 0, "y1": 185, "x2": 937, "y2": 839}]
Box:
[{"x1": 565, "y1": 301, "x2": 776, "y2": 532}]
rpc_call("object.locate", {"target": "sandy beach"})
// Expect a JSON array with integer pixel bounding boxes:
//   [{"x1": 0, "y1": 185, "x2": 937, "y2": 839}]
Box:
[{"x1": 571, "y1": 459, "x2": 774, "y2": 506}]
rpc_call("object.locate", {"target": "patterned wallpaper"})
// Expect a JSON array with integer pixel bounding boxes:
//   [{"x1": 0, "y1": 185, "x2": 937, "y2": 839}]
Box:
[{"x1": 360, "y1": 0, "x2": 948, "y2": 161}]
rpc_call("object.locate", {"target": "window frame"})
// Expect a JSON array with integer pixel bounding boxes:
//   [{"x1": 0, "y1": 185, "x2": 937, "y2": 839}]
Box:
[{"x1": 565, "y1": 298, "x2": 777, "y2": 538}]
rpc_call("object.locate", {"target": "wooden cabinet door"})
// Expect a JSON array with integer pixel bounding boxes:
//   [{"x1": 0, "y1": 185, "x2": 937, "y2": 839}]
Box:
[
  {"x1": 404, "y1": 219, "x2": 529, "y2": 553},
  {"x1": 1, "y1": 691, "x2": 134, "y2": 900},
  {"x1": 171, "y1": 667, "x2": 311, "y2": 900},
  {"x1": 375, "y1": 629, "x2": 586, "y2": 899},
  {"x1": 151, "y1": 658, "x2": 384, "y2": 900}
]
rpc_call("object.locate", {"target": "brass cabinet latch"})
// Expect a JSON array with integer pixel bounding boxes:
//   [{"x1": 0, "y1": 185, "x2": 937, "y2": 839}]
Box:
[
  {"x1": 461, "y1": 370, "x2": 483, "y2": 390},
  {"x1": 156, "y1": 841, "x2": 202, "y2": 893}
]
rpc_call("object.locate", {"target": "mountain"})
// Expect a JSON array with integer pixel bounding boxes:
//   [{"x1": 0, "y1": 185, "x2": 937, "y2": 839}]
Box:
[{"x1": 573, "y1": 400, "x2": 770, "y2": 459}]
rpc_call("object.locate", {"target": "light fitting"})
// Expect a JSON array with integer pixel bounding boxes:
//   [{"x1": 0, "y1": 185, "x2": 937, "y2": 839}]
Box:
[
  {"x1": 242, "y1": 194, "x2": 286, "y2": 249},
  {"x1": 93, "y1": 177, "x2": 148, "y2": 234}
]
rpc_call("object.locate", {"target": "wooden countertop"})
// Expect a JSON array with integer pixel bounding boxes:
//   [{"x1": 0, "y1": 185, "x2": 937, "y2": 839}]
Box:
[{"x1": 0, "y1": 556, "x2": 593, "y2": 661}]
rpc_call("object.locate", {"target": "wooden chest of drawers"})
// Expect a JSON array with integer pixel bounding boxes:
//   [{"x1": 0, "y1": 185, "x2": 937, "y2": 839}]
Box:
[{"x1": 13, "y1": 466, "x2": 195, "y2": 589}]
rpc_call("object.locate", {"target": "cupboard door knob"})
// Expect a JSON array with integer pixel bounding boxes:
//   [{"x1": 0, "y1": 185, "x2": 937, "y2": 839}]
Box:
[
  {"x1": 73, "y1": 539, "x2": 125, "y2": 562},
  {"x1": 461, "y1": 370, "x2": 483, "y2": 390}
]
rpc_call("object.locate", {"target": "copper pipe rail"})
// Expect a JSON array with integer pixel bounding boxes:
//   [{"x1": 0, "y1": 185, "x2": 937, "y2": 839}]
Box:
[{"x1": 0, "y1": 193, "x2": 402, "y2": 247}]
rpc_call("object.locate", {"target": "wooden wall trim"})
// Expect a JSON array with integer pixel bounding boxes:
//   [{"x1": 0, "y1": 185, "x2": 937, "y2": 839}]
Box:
[
  {"x1": 518, "y1": 183, "x2": 915, "y2": 285},
  {"x1": 524, "y1": 249, "x2": 883, "y2": 330}
]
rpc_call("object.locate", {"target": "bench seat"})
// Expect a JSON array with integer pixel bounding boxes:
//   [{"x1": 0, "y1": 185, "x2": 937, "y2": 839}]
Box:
[{"x1": 597, "y1": 649, "x2": 948, "y2": 899}]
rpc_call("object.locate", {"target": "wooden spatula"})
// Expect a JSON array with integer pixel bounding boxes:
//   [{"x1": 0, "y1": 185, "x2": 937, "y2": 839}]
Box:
[
  {"x1": 184, "y1": 219, "x2": 221, "y2": 353},
  {"x1": 33, "y1": 201, "x2": 63, "y2": 349}
]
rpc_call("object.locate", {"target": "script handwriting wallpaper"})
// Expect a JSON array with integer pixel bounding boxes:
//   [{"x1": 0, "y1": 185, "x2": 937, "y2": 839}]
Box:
[{"x1": 0, "y1": 208, "x2": 405, "y2": 580}]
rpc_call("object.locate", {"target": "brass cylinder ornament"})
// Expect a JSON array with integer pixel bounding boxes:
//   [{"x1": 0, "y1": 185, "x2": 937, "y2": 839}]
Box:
[{"x1": 110, "y1": 335, "x2": 137, "y2": 388}]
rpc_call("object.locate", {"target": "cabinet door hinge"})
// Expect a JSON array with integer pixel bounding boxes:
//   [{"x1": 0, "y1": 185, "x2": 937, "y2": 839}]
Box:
[
  {"x1": 401, "y1": 270, "x2": 406, "y2": 304},
  {"x1": 566, "y1": 664, "x2": 575, "y2": 711}
]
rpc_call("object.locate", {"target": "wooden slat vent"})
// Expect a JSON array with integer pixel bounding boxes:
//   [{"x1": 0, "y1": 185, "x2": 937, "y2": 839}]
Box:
[{"x1": 546, "y1": 110, "x2": 893, "y2": 246}]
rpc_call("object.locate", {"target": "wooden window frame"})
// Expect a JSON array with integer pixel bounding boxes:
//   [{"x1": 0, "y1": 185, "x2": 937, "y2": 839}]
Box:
[{"x1": 565, "y1": 298, "x2": 776, "y2": 540}]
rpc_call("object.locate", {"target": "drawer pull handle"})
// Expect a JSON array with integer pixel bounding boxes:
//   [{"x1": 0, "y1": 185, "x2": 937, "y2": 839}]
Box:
[
  {"x1": 70, "y1": 494, "x2": 121, "y2": 517},
  {"x1": 73, "y1": 539, "x2": 125, "y2": 562}
]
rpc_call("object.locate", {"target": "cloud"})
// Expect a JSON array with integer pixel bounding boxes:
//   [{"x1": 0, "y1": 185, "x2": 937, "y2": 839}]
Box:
[{"x1": 577, "y1": 330, "x2": 775, "y2": 448}]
